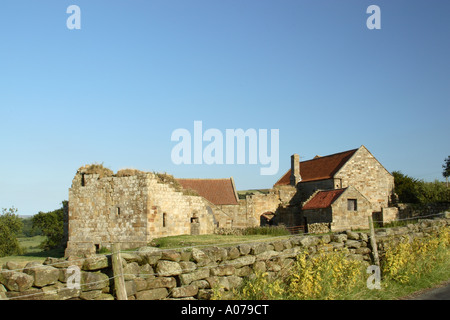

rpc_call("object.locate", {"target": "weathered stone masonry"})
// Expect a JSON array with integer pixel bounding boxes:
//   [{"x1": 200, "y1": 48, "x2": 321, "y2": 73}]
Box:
[
  {"x1": 66, "y1": 170, "x2": 233, "y2": 257},
  {"x1": 65, "y1": 166, "x2": 291, "y2": 257}
]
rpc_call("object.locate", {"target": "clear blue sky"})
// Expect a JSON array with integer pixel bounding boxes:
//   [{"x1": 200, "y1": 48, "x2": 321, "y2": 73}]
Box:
[{"x1": 1, "y1": 0, "x2": 449, "y2": 215}]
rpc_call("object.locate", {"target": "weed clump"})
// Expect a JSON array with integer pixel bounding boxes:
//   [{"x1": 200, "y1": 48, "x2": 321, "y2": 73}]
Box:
[
  {"x1": 78, "y1": 163, "x2": 113, "y2": 178},
  {"x1": 115, "y1": 168, "x2": 142, "y2": 177},
  {"x1": 154, "y1": 172, "x2": 199, "y2": 196}
]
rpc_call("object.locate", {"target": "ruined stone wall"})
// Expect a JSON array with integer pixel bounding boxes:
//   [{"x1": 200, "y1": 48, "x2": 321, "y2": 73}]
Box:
[
  {"x1": 66, "y1": 172, "x2": 220, "y2": 257},
  {"x1": 145, "y1": 178, "x2": 216, "y2": 238},
  {"x1": 219, "y1": 190, "x2": 290, "y2": 229},
  {"x1": 66, "y1": 173, "x2": 151, "y2": 256},
  {"x1": 216, "y1": 204, "x2": 245, "y2": 228},
  {"x1": 2, "y1": 217, "x2": 448, "y2": 300},
  {"x1": 335, "y1": 146, "x2": 394, "y2": 212},
  {"x1": 274, "y1": 185, "x2": 298, "y2": 205},
  {"x1": 244, "y1": 192, "x2": 282, "y2": 226},
  {"x1": 381, "y1": 207, "x2": 399, "y2": 224}
]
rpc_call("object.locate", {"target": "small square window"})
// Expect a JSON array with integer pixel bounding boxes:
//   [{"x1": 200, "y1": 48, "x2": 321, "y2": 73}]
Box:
[{"x1": 347, "y1": 199, "x2": 357, "y2": 211}]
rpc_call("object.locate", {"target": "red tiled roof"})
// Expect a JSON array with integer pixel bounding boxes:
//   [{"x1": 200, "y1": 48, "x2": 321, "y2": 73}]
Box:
[
  {"x1": 176, "y1": 178, "x2": 239, "y2": 205},
  {"x1": 274, "y1": 149, "x2": 358, "y2": 186},
  {"x1": 302, "y1": 188, "x2": 346, "y2": 210}
]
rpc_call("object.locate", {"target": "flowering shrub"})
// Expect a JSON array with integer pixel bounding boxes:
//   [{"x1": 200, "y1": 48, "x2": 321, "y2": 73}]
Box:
[
  {"x1": 289, "y1": 249, "x2": 365, "y2": 300},
  {"x1": 215, "y1": 248, "x2": 366, "y2": 300},
  {"x1": 212, "y1": 226, "x2": 450, "y2": 300},
  {"x1": 382, "y1": 226, "x2": 450, "y2": 284}
]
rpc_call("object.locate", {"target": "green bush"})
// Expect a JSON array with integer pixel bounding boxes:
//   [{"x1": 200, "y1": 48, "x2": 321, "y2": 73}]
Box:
[
  {"x1": 0, "y1": 207, "x2": 24, "y2": 257},
  {"x1": 416, "y1": 180, "x2": 450, "y2": 203},
  {"x1": 32, "y1": 201, "x2": 66, "y2": 250},
  {"x1": 393, "y1": 171, "x2": 449, "y2": 204},
  {"x1": 241, "y1": 225, "x2": 290, "y2": 236},
  {"x1": 20, "y1": 217, "x2": 43, "y2": 237},
  {"x1": 392, "y1": 171, "x2": 421, "y2": 203}
]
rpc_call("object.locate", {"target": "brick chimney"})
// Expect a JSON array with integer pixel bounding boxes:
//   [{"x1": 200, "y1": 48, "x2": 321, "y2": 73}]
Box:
[{"x1": 290, "y1": 154, "x2": 301, "y2": 186}]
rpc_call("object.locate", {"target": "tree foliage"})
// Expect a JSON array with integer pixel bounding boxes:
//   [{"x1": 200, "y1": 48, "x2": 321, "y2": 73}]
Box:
[
  {"x1": 20, "y1": 217, "x2": 43, "y2": 237},
  {"x1": 416, "y1": 180, "x2": 450, "y2": 203},
  {"x1": 32, "y1": 201, "x2": 66, "y2": 250},
  {"x1": 393, "y1": 171, "x2": 449, "y2": 204},
  {"x1": 443, "y1": 156, "x2": 450, "y2": 180},
  {"x1": 392, "y1": 171, "x2": 420, "y2": 203},
  {"x1": 0, "y1": 207, "x2": 24, "y2": 257}
]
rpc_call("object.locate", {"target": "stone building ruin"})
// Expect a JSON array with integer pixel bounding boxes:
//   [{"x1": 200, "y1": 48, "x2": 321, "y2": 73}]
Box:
[{"x1": 65, "y1": 145, "x2": 398, "y2": 256}]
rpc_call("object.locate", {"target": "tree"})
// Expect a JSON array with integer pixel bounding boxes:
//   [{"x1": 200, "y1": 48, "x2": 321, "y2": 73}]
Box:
[
  {"x1": 416, "y1": 180, "x2": 450, "y2": 203},
  {"x1": 392, "y1": 171, "x2": 420, "y2": 203},
  {"x1": 32, "y1": 201, "x2": 66, "y2": 250},
  {"x1": 393, "y1": 171, "x2": 450, "y2": 204},
  {"x1": 0, "y1": 207, "x2": 24, "y2": 257},
  {"x1": 443, "y1": 156, "x2": 450, "y2": 187},
  {"x1": 20, "y1": 217, "x2": 43, "y2": 237}
]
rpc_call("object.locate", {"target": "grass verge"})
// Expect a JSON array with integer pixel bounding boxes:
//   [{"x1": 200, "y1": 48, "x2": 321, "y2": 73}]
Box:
[
  {"x1": 151, "y1": 233, "x2": 289, "y2": 249},
  {"x1": 0, "y1": 235, "x2": 64, "y2": 265}
]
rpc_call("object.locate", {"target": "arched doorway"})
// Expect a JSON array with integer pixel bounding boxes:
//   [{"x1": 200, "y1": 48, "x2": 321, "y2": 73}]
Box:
[{"x1": 260, "y1": 212, "x2": 275, "y2": 226}]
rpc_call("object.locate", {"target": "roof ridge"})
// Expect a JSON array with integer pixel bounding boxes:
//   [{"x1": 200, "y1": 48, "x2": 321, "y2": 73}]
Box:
[
  {"x1": 300, "y1": 148, "x2": 358, "y2": 163},
  {"x1": 274, "y1": 148, "x2": 360, "y2": 187},
  {"x1": 316, "y1": 187, "x2": 347, "y2": 193}
]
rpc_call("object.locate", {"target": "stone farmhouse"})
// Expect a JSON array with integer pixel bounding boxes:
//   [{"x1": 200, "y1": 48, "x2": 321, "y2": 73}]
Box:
[
  {"x1": 272, "y1": 145, "x2": 397, "y2": 232},
  {"x1": 64, "y1": 145, "x2": 398, "y2": 256}
]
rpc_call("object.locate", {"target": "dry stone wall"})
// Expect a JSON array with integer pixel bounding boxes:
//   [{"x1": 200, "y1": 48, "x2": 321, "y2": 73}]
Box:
[{"x1": 1, "y1": 217, "x2": 448, "y2": 300}]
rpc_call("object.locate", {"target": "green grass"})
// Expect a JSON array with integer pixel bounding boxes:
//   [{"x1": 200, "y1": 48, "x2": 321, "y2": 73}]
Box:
[
  {"x1": 17, "y1": 235, "x2": 46, "y2": 254},
  {"x1": 241, "y1": 226, "x2": 291, "y2": 236},
  {"x1": 0, "y1": 235, "x2": 64, "y2": 265}
]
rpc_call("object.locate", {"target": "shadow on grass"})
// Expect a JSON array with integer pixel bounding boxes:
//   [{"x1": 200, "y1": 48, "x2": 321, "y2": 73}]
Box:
[{"x1": 21, "y1": 246, "x2": 65, "y2": 259}]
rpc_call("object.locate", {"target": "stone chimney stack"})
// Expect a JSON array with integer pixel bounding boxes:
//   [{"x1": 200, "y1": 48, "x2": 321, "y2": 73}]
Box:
[{"x1": 290, "y1": 154, "x2": 301, "y2": 186}]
